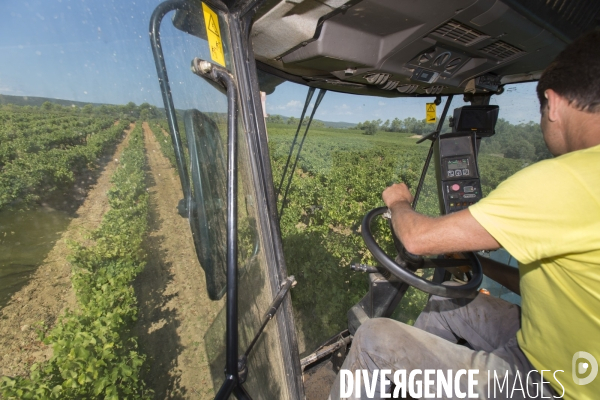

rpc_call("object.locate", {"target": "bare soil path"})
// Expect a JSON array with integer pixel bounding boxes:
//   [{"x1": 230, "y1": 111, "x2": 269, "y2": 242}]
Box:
[
  {"x1": 0, "y1": 123, "x2": 135, "y2": 377},
  {"x1": 135, "y1": 122, "x2": 224, "y2": 399}
]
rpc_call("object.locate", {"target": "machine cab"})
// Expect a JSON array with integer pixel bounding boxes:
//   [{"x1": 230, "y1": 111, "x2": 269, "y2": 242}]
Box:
[
  {"x1": 145, "y1": 0, "x2": 599, "y2": 398},
  {"x1": 2, "y1": 0, "x2": 595, "y2": 399}
]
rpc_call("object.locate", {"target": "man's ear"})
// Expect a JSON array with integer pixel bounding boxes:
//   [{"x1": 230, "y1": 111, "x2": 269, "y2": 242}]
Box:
[{"x1": 545, "y1": 89, "x2": 564, "y2": 123}]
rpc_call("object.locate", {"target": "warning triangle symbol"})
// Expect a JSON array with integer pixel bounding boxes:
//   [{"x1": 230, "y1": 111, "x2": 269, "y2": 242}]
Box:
[
  {"x1": 426, "y1": 104, "x2": 436, "y2": 112},
  {"x1": 208, "y1": 15, "x2": 219, "y2": 37}
]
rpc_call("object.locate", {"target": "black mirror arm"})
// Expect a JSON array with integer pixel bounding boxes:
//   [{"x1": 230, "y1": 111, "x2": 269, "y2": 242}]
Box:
[
  {"x1": 191, "y1": 58, "x2": 243, "y2": 399},
  {"x1": 150, "y1": 0, "x2": 197, "y2": 204}
]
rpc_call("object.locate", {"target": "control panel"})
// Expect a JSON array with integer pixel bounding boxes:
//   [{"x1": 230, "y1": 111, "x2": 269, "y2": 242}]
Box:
[
  {"x1": 435, "y1": 132, "x2": 482, "y2": 214},
  {"x1": 441, "y1": 179, "x2": 482, "y2": 213}
]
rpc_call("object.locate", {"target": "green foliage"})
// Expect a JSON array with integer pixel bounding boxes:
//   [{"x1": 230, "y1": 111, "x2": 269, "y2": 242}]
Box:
[
  {"x1": 81, "y1": 104, "x2": 94, "y2": 114},
  {"x1": 355, "y1": 117, "x2": 430, "y2": 135},
  {"x1": 353, "y1": 115, "x2": 548, "y2": 162},
  {"x1": 2, "y1": 101, "x2": 165, "y2": 120},
  {"x1": 266, "y1": 114, "x2": 284, "y2": 124},
  {"x1": 0, "y1": 106, "x2": 132, "y2": 211},
  {"x1": 0, "y1": 124, "x2": 152, "y2": 399},
  {"x1": 479, "y1": 118, "x2": 551, "y2": 162},
  {"x1": 268, "y1": 123, "x2": 527, "y2": 354},
  {"x1": 269, "y1": 124, "x2": 430, "y2": 351},
  {"x1": 138, "y1": 103, "x2": 162, "y2": 121},
  {"x1": 267, "y1": 114, "x2": 326, "y2": 128},
  {"x1": 274, "y1": 146, "x2": 427, "y2": 339},
  {"x1": 147, "y1": 118, "x2": 191, "y2": 174},
  {"x1": 362, "y1": 120, "x2": 379, "y2": 135}
]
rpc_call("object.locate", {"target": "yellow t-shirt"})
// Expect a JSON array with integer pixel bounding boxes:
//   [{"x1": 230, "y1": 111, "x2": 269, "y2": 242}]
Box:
[{"x1": 469, "y1": 144, "x2": 600, "y2": 399}]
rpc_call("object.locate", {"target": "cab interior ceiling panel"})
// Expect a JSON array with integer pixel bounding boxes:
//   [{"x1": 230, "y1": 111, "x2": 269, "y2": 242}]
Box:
[{"x1": 251, "y1": 0, "x2": 600, "y2": 97}]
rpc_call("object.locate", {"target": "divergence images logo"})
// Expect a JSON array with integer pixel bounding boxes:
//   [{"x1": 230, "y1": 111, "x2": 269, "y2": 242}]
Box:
[{"x1": 572, "y1": 351, "x2": 598, "y2": 386}]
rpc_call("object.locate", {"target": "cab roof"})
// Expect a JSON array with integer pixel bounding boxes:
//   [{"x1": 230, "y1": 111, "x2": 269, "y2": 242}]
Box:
[{"x1": 251, "y1": 0, "x2": 600, "y2": 97}]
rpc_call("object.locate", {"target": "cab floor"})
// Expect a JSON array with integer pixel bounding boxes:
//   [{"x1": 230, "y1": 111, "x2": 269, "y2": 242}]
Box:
[{"x1": 304, "y1": 359, "x2": 337, "y2": 400}]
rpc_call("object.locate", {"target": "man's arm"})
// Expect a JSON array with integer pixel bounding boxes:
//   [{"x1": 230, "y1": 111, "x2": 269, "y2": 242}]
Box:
[{"x1": 382, "y1": 183, "x2": 500, "y2": 256}]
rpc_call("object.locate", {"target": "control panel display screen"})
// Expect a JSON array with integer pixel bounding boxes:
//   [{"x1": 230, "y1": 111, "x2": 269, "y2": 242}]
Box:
[
  {"x1": 452, "y1": 106, "x2": 499, "y2": 137},
  {"x1": 448, "y1": 159, "x2": 468, "y2": 170},
  {"x1": 459, "y1": 110, "x2": 488, "y2": 131}
]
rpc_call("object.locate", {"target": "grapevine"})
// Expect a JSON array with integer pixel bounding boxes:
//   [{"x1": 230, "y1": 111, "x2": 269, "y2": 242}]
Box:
[{"x1": 0, "y1": 123, "x2": 152, "y2": 399}]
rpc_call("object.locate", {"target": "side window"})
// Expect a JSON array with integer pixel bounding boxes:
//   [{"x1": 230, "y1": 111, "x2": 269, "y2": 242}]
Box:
[
  {"x1": 0, "y1": 3, "x2": 297, "y2": 398},
  {"x1": 266, "y1": 85, "x2": 454, "y2": 352},
  {"x1": 266, "y1": 82, "x2": 544, "y2": 344}
]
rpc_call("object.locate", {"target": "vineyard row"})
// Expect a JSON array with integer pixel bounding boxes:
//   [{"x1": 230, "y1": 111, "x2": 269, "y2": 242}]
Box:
[
  {"x1": 0, "y1": 110, "x2": 133, "y2": 211},
  {"x1": 1, "y1": 123, "x2": 152, "y2": 399}
]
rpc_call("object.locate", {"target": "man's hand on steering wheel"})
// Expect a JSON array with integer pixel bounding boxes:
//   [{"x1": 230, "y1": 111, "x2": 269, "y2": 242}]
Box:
[
  {"x1": 382, "y1": 182, "x2": 414, "y2": 210},
  {"x1": 357, "y1": 181, "x2": 500, "y2": 298},
  {"x1": 379, "y1": 182, "x2": 500, "y2": 257}
]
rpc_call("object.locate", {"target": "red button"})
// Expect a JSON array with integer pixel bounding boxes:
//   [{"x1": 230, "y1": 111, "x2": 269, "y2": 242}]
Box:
[{"x1": 451, "y1": 184, "x2": 460, "y2": 191}]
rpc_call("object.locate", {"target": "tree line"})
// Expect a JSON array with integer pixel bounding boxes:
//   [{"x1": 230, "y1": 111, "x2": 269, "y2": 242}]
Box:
[
  {"x1": 351, "y1": 116, "x2": 550, "y2": 162},
  {"x1": 353, "y1": 117, "x2": 433, "y2": 135},
  {"x1": 266, "y1": 114, "x2": 327, "y2": 128},
  {"x1": 479, "y1": 119, "x2": 551, "y2": 162}
]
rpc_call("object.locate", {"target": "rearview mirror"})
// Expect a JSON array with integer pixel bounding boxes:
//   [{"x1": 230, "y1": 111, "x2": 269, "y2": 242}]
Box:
[
  {"x1": 172, "y1": 7, "x2": 207, "y2": 40},
  {"x1": 183, "y1": 109, "x2": 227, "y2": 300}
]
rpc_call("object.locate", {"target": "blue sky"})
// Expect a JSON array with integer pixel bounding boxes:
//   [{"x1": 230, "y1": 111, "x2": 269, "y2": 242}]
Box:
[
  {"x1": 1, "y1": 0, "x2": 215, "y2": 110},
  {"x1": 1, "y1": 0, "x2": 541, "y2": 125},
  {"x1": 1, "y1": 1, "x2": 157, "y2": 102}
]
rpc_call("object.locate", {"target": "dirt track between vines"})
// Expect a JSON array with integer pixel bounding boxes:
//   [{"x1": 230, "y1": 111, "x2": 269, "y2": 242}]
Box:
[
  {"x1": 0, "y1": 122, "x2": 223, "y2": 398},
  {"x1": 0, "y1": 123, "x2": 134, "y2": 377},
  {"x1": 135, "y1": 122, "x2": 224, "y2": 398}
]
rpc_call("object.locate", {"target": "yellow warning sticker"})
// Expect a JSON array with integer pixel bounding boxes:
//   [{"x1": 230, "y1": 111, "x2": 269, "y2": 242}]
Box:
[
  {"x1": 202, "y1": 3, "x2": 226, "y2": 67},
  {"x1": 426, "y1": 103, "x2": 436, "y2": 124}
]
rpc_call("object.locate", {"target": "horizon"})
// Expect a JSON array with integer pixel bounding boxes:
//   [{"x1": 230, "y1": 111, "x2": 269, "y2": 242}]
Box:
[{"x1": 1, "y1": 91, "x2": 542, "y2": 129}]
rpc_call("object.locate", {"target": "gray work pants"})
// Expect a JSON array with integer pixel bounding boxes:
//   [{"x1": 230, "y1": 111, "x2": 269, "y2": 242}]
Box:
[{"x1": 328, "y1": 292, "x2": 557, "y2": 399}]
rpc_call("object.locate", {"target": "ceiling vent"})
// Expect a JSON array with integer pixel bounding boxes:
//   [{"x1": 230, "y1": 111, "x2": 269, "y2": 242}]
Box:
[
  {"x1": 425, "y1": 86, "x2": 445, "y2": 95},
  {"x1": 381, "y1": 80, "x2": 399, "y2": 90},
  {"x1": 431, "y1": 20, "x2": 490, "y2": 47},
  {"x1": 364, "y1": 73, "x2": 390, "y2": 85},
  {"x1": 397, "y1": 84, "x2": 419, "y2": 94},
  {"x1": 479, "y1": 41, "x2": 525, "y2": 61}
]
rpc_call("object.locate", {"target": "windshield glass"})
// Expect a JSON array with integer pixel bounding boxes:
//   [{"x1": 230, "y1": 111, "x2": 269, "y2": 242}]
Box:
[{"x1": 265, "y1": 81, "x2": 543, "y2": 355}]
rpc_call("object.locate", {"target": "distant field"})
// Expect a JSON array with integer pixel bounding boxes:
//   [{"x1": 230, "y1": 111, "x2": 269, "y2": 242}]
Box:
[
  {"x1": 267, "y1": 122, "x2": 424, "y2": 147},
  {"x1": 267, "y1": 123, "x2": 430, "y2": 175}
]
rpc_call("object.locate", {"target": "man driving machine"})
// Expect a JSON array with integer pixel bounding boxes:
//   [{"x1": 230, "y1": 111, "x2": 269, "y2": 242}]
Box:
[{"x1": 329, "y1": 30, "x2": 600, "y2": 399}]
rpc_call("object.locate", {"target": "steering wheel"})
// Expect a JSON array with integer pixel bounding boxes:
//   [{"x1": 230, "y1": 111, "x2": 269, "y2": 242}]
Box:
[{"x1": 361, "y1": 207, "x2": 483, "y2": 298}]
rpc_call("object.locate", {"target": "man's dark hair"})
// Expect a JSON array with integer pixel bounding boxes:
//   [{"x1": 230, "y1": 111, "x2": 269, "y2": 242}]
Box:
[{"x1": 537, "y1": 30, "x2": 600, "y2": 113}]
